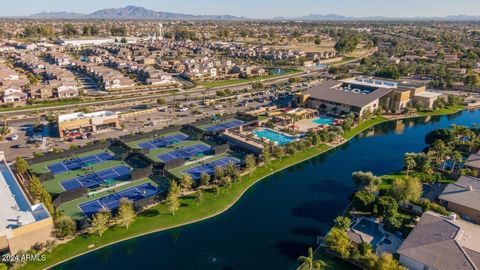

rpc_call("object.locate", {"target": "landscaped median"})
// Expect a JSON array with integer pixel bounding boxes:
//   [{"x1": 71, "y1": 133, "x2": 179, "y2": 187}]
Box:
[
  {"x1": 20, "y1": 105, "x2": 466, "y2": 270},
  {"x1": 200, "y1": 69, "x2": 302, "y2": 88}
]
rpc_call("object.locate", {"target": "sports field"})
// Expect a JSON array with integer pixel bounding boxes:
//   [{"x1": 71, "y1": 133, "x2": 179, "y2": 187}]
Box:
[
  {"x1": 195, "y1": 119, "x2": 244, "y2": 133},
  {"x1": 125, "y1": 131, "x2": 189, "y2": 150},
  {"x1": 57, "y1": 178, "x2": 163, "y2": 220},
  {"x1": 30, "y1": 150, "x2": 130, "y2": 194},
  {"x1": 168, "y1": 153, "x2": 241, "y2": 180}
]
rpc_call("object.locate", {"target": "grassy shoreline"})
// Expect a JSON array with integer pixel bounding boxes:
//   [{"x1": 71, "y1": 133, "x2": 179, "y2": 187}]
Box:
[{"x1": 20, "y1": 105, "x2": 465, "y2": 270}]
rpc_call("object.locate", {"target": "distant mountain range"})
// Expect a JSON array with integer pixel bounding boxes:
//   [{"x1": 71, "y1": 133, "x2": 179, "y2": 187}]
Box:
[
  {"x1": 294, "y1": 14, "x2": 480, "y2": 21},
  {"x1": 25, "y1": 6, "x2": 480, "y2": 21},
  {"x1": 28, "y1": 5, "x2": 242, "y2": 20}
]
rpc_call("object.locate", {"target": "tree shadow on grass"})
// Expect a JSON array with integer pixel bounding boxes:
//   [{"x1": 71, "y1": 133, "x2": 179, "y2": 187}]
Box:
[{"x1": 138, "y1": 208, "x2": 160, "y2": 217}]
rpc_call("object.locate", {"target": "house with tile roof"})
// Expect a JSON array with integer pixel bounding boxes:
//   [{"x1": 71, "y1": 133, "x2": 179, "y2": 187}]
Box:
[
  {"x1": 397, "y1": 211, "x2": 480, "y2": 270},
  {"x1": 439, "y1": 176, "x2": 480, "y2": 224}
]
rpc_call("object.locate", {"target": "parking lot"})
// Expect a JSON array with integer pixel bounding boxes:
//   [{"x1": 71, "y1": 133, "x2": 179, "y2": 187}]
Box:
[{"x1": 0, "y1": 88, "x2": 295, "y2": 162}]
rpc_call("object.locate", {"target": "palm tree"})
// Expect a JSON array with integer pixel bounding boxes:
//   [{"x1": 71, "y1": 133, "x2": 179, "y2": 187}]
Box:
[
  {"x1": 451, "y1": 151, "x2": 463, "y2": 173},
  {"x1": 297, "y1": 247, "x2": 325, "y2": 270},
  {"x1": 432, "y1": 140, "x2": 447, "y2": 164},
  {"x1": 404, "y1": 154, "x2": 417, "y2": 176},
  {"x1": 0, "y1": 114, "x2": 7, "y2": 128}
]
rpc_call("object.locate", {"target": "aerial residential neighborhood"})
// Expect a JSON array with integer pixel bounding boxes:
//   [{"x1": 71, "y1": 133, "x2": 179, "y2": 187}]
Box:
[{"x1": 0, "y1": 1, "x2": 480, "y2": 270}]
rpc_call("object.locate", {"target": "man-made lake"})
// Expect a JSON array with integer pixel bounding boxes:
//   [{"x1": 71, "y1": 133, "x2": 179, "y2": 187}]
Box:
[{"x1": 55, "y1": 110, "x2": 480, "y2": 270}]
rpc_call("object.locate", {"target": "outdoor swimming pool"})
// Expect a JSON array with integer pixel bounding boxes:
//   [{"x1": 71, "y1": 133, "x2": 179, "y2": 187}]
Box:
[
  {"x1": 352, "y1": 218, "x2": 385, "y2": 248},
  {"x1": 313, "y1": 116, "x2": 334, "y2": 125},
  {"x1": 253, "y1": 129, "x2": 295, "y2": 145}
]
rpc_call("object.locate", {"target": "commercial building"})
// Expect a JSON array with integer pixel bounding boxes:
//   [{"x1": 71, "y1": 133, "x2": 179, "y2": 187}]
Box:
[
  {"x1": 0, "y1": 152, "x2": 53, "y2": 254},
  {"x1": 397, "y1": 211, "x2": 480, "y2": 270},
  {"x1": 296, "y1": 76, "x2": 442, "y2": 118},
  {"x1": 439, "y1": 175, "x2": 480, "y2": 224},
  {"x1": 58, "y1": 111, "x2": 120, "y2": 139}
]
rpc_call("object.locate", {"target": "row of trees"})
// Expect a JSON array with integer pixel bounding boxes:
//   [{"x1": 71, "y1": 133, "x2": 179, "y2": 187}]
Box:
[
  {"x1": 88, "y1": 198, "x2": 136, "y2": 236},
  {"x1": 164, "y1": 157, "x2": 250, "y2": 216},
  {"x1": 14, "y1": 157, "x2": 54, "y2": 214}
]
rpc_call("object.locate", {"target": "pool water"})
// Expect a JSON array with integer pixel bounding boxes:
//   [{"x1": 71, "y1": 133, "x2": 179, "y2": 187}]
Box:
[
  {"x1": 313, "y1": 117, "x2": 334, "y2": 125},
  {"x1": 253, "y1": 129, "x2": 295, "y2": 145},
  {"x1": 352, "y1": 219, "x2": 384, "y2": 248}
]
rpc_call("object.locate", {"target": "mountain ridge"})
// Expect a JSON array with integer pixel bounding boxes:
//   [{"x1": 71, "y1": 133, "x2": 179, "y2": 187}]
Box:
[{"x1": 26, "y1": 6, "x2": 480, "y2": 21}]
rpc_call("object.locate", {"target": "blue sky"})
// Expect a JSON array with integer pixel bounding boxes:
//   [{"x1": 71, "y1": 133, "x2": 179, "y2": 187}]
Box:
[{"x1": 2, "y1": 0, "x2": 480, "y2": 18}]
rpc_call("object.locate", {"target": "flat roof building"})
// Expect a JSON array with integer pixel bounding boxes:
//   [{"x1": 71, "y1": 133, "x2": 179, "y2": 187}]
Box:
[
  {"x1": 0, "y1": 151, "x2": 53, "y2": 254},
  {"x1": 297, "y1": 76, "x2": 442, "y2": 117},
  {"x1": 58, "y1": 110, "x2": 120, "y2": 139}
]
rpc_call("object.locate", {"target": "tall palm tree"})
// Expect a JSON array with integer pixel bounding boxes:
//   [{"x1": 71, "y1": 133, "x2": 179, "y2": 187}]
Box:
[
  {"x1": 297, "y1": 247, "x2": 325, "y2": 270},
  {"x1": 404, "y1": 154, "x2": 417, "y2": 176},
  {"x1": 0, "y1": 114, "x2": 7, "y2": 128},
  {"x1": 451, "y1": 151, "x2": 463, "y2": 173}
]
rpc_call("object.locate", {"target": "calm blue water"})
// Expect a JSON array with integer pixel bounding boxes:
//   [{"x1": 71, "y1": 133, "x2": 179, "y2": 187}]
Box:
[
  {"x1": 253, "y1": 128, "x2": 295, "y2": 145},
  {"x1": 55, "y1": 110, "x2": 480, "y2": 270},
  {"x1": 313, "y1": 116, "x2": 334, "y2": 125}
]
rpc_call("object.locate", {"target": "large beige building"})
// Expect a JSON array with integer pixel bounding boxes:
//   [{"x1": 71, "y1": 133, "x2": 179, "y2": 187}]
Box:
[
  {"x1": 58, "y1": 111, "x2": 121, "y2": 139},
  {"x1": 0, "y1": 152, "x2": 53, "y2": 254},
  {"x1": 297, "y1": 77, "x2": 442, "y2": 118}
]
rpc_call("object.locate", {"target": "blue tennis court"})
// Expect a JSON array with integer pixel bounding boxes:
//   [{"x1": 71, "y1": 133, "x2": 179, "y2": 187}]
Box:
[
  {"x1": 204, "y1": 120, "x2": 244, "y2": 132},
  {"x1": 79, "y1": 183, "x2": 159, "y2": 218},
  {"x1": 60, "y1": 165, "x2": 131, "y2": 191},
  {"x1": 183, "y1": 157, "x2": 240, "y2": 180},
  {"x1": 47, "y1": 152, "x2": 114, "y2": 175},
  {"x1": 157, "y1": 144, "x2": 211, "y2": 162},
  {"x1": 137, "y1": 134, "x2": 189, "y2": 150}
]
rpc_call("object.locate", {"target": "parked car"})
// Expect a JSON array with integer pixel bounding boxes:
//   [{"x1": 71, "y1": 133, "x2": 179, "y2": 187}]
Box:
[{"x1": 8, "y1": 134, "x2": 18, "y2": 141}]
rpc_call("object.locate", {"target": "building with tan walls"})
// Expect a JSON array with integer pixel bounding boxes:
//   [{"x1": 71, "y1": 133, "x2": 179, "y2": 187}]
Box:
[
  {"x1": 0, "y1": 151, "x2": 53, "y2": 255},
  {"x1": 57, "y1": 110, "x2": 120, "y2": 138},
  {"x1": 296, "y1": 76, "x2": 442, "y2": 118}
]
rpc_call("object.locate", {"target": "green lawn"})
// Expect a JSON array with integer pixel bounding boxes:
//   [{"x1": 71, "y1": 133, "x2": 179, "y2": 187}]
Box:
[
  {"x1": 379, "y1": 171, "x2": 455, "y2": 191},
  {"x1": 0, "y1": 100, "x2": 87, "y2": 112},
  {"x1": 417, "y1": 105, "x2": 465, "y2": 116},
  {"x1": 201, "y1": 69, "x2": 301, "y2": 88},
  {"x1": 343, "y1": 117, "x2": 388, "y2": 140}
]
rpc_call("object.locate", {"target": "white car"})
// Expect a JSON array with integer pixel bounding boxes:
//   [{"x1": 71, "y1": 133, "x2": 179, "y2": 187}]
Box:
[
  {"x1": 9, "y1": 134, "x2": 19, "y2": 141},
  {"x1": 177, "y1": 107, "x2": 189, "y2": 112}
]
